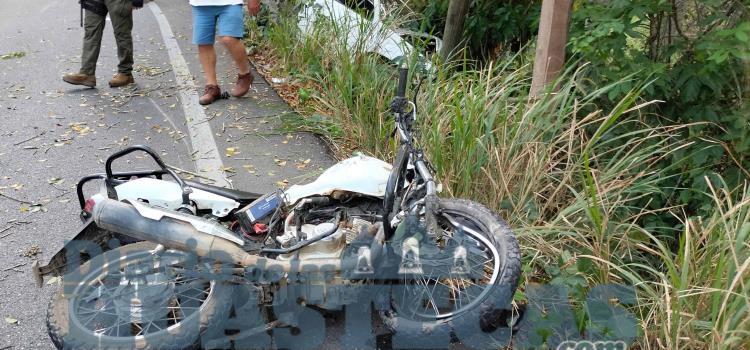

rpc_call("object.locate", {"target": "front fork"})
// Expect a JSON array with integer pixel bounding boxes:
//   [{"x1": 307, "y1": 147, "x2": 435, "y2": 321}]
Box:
[
  {"x1": 415, "y1": 154, "x2": 440, "y2": 238},
  {"x1": 423, "y1": 192, "x2": 440, "y2": 238}
]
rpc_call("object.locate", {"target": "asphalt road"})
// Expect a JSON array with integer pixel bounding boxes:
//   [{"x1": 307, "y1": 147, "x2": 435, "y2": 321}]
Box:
[{"x1": 0, "y1": 1, "x2": 342, "y2": 348}]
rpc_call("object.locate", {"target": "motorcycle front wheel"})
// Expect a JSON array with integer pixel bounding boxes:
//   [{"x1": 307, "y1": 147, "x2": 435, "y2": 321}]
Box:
[
  {"x1": 46, "y1": 241, "x2": 232, "y2": 350},
  {"x1": 380, "y1": 199, "x2": 521, "y2": 346}
]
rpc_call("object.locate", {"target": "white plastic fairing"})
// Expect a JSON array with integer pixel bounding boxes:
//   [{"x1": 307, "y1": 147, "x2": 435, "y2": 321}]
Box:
[
  {"x1": 114, "y1": 178, "x2": 240, "y2": 217},
  {"x1": 284, "y1": 155, "x2": 392, "y2": 205},
  {"x1": 298, "y1": 0, "x2": 441, "y2": 71}
]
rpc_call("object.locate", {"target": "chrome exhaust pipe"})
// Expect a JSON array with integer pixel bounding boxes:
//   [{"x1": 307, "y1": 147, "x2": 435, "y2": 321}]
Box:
[{"x1": 91, "y1": 198, "x2": 342, "y2": 271}]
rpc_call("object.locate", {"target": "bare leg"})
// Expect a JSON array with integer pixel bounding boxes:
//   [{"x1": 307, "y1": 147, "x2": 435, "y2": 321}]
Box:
[
  {"x1": 198, "y1": 44, "x2": 218, "y2": 85},
  {"x1": 220, "y1": 36, "x2": 250, "y2": 75}
]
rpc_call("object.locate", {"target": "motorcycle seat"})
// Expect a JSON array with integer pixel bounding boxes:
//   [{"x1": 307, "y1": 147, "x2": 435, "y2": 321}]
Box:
[{"x1": 185, "y1": 180, "x2": 263, "y2": 203}]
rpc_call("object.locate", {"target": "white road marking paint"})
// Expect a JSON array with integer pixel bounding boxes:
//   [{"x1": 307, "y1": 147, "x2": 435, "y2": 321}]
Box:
[{"x1": 147, "y1": 2, "x2": 230, "y2": 187}]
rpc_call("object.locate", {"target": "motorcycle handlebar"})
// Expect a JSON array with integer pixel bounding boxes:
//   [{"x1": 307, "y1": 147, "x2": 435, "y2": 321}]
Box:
[{"x1": 396, "y1": 66, "x2": 408, "y2": 98}]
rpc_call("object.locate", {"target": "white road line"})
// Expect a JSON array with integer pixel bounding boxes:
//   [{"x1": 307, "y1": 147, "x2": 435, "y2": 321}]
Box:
[{"x1": 147, "y1": 2, "x2": 230, "y2": 188}]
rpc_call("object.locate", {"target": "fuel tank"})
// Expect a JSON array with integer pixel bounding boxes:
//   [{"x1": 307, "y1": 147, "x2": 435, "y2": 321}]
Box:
[{"x1": 284, "y1": 155, "x2": 392, "y2": 205}]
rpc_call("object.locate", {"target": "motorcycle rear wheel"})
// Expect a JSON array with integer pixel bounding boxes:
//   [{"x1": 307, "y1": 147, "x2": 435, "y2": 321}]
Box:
[
  {"x1": 380, "y1": 199, "x2": 521, "y2": 346},
  {"x1": 46, "y1": 241, "x2": 232, "y2": 350}
]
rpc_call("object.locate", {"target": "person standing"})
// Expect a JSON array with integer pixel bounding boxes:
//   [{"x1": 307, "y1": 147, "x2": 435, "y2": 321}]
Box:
[
  {"x1": 63, "y1": 0, "x2": 143, "y2": 88},
  {"x1": 191, "y1": 0, "x2": 260, "y2": 105}
]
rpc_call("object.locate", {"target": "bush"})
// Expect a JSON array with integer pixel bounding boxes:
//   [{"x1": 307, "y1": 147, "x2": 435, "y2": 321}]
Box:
[
  {"x1": 408, "y1": 0, "x2": 541, "y2": 58},
  {"x1": 567, "y1": 0, "x2": 750, "y2": 225}
]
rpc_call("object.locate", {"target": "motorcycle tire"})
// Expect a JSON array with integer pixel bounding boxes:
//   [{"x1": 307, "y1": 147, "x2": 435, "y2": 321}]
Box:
[
  {"x1": 379, "y1": 198, "x2": 521, "y2": 348},
  {"x1": 46, "y1": 241, "x2": 233, "y2": 350}
]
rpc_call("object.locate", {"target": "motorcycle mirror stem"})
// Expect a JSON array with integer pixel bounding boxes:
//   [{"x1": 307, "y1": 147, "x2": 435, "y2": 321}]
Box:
[{"x1": 396, "y1": 63, "x2": 408, "y2": 98}]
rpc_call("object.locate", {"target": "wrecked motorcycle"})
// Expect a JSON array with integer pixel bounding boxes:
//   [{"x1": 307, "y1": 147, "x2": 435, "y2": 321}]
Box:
[{"x1": 34, "y1": 66, "x2": 521, "y2": 349}]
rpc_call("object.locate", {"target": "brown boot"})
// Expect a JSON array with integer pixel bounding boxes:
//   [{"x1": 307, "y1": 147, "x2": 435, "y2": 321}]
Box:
[
  {"x1": 231, "y1": 72, "x2": 253, "y2": 97},
  {"x1": 62, "y1": 73, "x2": 96, "y2": 87},
  {"x1": 199, "y1": 85, "x2": 222, "y2": 105},
  {"x1": 109, "y1": 73, "x2": 134, "y2": 88}
]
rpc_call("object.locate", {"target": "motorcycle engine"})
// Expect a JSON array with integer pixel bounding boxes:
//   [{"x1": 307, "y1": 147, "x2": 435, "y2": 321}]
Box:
[
  {"x1": 276, "y1": 195, "x2": 381, "y2": 260},
  {"x1": 259, "y1": 194, "x2": 383, "y2": 310}
]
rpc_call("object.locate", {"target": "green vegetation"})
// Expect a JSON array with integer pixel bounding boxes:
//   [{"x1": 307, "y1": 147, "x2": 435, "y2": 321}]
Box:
[
  {"x1": 568, "y1": 0, "x2": 750, "y2": 227},
  {"x1": 407, "y1": 0, "x2": 541, "y2": 58},
  {"x1": 406, "y1": 0, "x2": 750, "y2": 223},
  {"x1": 246, "y1": 1, "x2": 749, "y2": 348}
]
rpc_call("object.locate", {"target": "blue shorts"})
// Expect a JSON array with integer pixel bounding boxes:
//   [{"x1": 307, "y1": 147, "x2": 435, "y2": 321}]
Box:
[{"x1": 191, "y1": 4, "x2": 244, "y2": 45}]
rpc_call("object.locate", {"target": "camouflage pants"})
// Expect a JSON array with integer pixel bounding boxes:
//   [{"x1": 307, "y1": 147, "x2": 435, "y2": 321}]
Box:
[{"x1": 80, "y1": 0, "x2": 134, "y2": 75}]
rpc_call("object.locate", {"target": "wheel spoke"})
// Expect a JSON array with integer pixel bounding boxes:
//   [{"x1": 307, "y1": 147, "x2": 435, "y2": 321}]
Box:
[
  {"x1": 133, "y1": 322, "x2": 144, "y2": 336},
  {"x1": 68, "y1": 250, "x2": 216, "y2": 338},
  {"x1": 177, "y1": 292, "x2": 208, "y2": 304},
  {"x1": 77, "y1": 306, "x2": 118, "y2": 317},
  {"x1": 392, "y1": 209, "x2": 501, "y2": 321},
  {"x1": 99, "y1": 318, "x2": 132, "y2": 336}
]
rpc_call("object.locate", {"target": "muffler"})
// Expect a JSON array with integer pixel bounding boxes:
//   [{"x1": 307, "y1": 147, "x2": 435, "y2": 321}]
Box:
[{"x1": 92, "y1": 198, "x2": 342, "y2": 272}]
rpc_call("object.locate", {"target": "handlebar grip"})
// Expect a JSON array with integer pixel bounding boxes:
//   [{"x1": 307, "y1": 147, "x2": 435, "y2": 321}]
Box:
[{"x1": 396, "y1": 66, "x2": 408, "y2": 98}]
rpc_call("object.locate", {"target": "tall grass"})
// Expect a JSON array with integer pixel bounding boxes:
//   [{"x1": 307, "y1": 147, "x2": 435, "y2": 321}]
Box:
[
  {"x1": 630, "y1": 181, "x2": 750, "y2": 349},
  {"x1": 258, "y1": 4, "x2": 405, "y2": 156},
  {"x1": 248, "y1": 4, "x2": 750, "y2": 348}
]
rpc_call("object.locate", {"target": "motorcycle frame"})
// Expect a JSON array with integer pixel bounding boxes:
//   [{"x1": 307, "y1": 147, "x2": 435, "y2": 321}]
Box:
[{"x1": 382, "y1": 66, "x2": 440, "y2": 240}]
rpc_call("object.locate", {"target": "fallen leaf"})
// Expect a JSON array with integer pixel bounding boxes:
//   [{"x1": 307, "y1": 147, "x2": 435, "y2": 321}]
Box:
[
  {"x1": 22, "y1": 245, "x2": 41, "y2": 257},
  {"x1": 0, "y1": 51, "x2": 25, "y2": 60},
  {"x1": 69, "y1": 123, "x2": 91, "y2": 136},
  {"x1": 4, "y1": 317, "x2": 18, "y2": 325},
  {"x1": 297, "y1": 158, "x2": 312, "y2": 169},
  {"x1": 46, "y1": 276, "x2": 60, "y2": 285},
  {"x1": 47, "y1": 177, "x2": 65, "y2": 185},
  {"x1": 276, "y1": 180, "x2": 289, "y2": 188},
  {"x1": 20, "y1": 203, "x2": 43, "y2": 213},
  {"x1": 225, "y1": 147, "x2": 240, "y2": 157}
]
